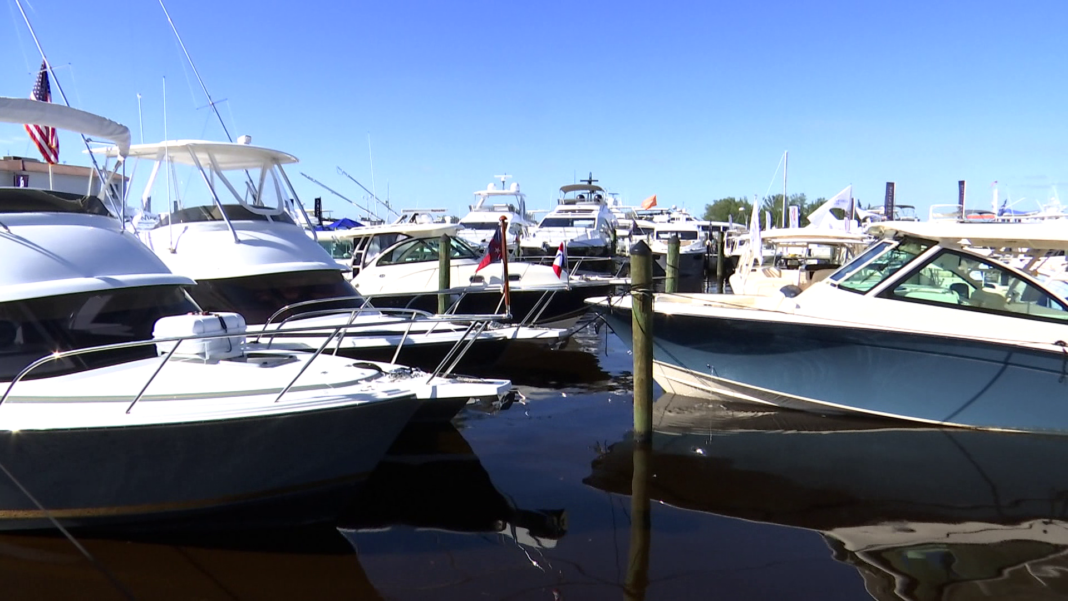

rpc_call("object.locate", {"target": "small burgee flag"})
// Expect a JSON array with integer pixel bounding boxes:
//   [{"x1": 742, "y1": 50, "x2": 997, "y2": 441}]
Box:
[
  {"x1": 475, "y1": 228, "x2": 503, "y2": 273},
  {"x1": 641, "y1": 194, "x2": 657, "y2": 209},
  {"x1": 552, "y1": 242, "x2": 567, "y2": 278},
  {"x1": 24, "y1": 60, "x2": 59, "y2": 164}
]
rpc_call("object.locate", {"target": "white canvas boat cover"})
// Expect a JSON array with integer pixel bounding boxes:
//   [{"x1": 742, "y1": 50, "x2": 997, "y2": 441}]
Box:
[
  {"x1": 0, "y1": 97, "x2": 131, "y2": 157},
  {"x1": 93, "y1": 140, "x2": 297, "y2": 170},
  {"x1": 870, "y1": 221, "x2": 1068, "y2": 251}
]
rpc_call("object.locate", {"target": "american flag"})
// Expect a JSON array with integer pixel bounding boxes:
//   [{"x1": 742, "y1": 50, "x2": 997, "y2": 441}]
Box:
[{"x1": 24, "y1": 60, "x2": 59, "y2": 164}]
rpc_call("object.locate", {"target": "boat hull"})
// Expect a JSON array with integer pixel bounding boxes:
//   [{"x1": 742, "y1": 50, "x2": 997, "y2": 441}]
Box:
[
  {"x1": 370, "y1": 285, "x2": 616, "y2": 327},
  {"x1": 0, "y1": 395, "x2": 419, "y2": 531},
  {"x1": 653, "y1": 250, "x2": 706, "y2": 279},
  {"x1": 601, "y1": 305, "x2": 1068, "y2": 434}
]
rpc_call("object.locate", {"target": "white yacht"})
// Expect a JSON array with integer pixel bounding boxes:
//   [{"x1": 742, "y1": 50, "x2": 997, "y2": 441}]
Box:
[
  {"x1": 728, "y1": 228, "x2": 870, "y2": 296},
  {"x1": 592, "y1": 221, "x2": 1068, "y2": 434},
  {"x1": 0, "y1": 99, "x2": 419, "y2": 529},
  {"x1": 97, "y1": 139, "x2": 517, "y2": 420},
  {"x1": 519, "y1": 177, "x2": 618, "y2": 272},
  {"x1": 648, "y1": 219, "x2": 709, "y2": 279},
  {"x1": 456, "y1": 176, "x2": 535, "y2": 251}
]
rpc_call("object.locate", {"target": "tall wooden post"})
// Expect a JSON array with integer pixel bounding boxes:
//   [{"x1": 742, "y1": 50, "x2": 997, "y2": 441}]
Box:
[
  {"x1": 624, "y1": 440, "x2": 651, "y2": 601},
  {"x1": 715, "y1": 232, "x2": 726, "y2": 293},
  {"x1": 665, "y1": 234, "x2": 680, "y2": 294},
  {"x1": 438, "y1": 234, "x2": 451, "y2": 314},
  {"x1": 631, "y1": 241, "x2": 653, "y2": 442}
]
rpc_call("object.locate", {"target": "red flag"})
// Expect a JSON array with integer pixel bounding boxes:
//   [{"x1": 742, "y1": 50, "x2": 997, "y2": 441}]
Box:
[
  {"x1": 641, "y1": 194, "x2": 657, "y2": 209},
  {"x1": 552, "y1": 242, "x2": 567, "y2": 278},
  {"x1": 475, "y1": 227, "x2": 503, "y2": 272},
  {"x1": 24, "y1": 61, "x2": 59, "y2": 165}
]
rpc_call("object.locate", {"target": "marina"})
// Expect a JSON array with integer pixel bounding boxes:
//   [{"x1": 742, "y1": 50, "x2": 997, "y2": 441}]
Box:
[{"x1": 3, "y1": 0, "x2": 1068, "y2": 598}]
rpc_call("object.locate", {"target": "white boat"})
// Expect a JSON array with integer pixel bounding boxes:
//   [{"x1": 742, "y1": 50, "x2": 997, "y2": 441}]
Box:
[
  {"x1": 0, "y1": 99, "x2": 420, "y2": 529},
  {"x1": 647, "y1": 220, "x2": 709, "y2": 279},
  {"x1": 518, "y1": 177, "x2": 618, "y2": 272},
  {"x1": 352, "y1": 232, "x2": 625, "y2": 326},
  {"x1": 456, "y1": 176, "x2": 536, "y2": 251},
  {"x1": 728, "y1": 228, "x2": 870, "y2": 296},
  {"x1": 592, "y1": 221, "x2": 1068, "y2": 434},
  {"x1": 96, "y1": 139, "x2": 518, "y2": 420}
]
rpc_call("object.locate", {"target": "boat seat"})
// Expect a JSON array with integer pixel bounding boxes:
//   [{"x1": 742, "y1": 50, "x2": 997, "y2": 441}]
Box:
[{"x1": 968, "y1": 289, "x2": 1006, "y2": 311}]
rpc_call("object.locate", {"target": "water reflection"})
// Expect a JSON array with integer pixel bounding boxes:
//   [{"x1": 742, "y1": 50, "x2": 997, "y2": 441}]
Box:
[{"x1": 585, "y1": 394, "x2": 1068, "y2": 600}]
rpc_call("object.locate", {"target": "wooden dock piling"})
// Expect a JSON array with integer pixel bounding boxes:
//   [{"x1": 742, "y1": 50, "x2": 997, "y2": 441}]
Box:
[
  {"x1": 715, "y1": 232, "x2": 726, "y2": 292},
  {"x1": 438, "y1": 234, "x2": 451, "y2": 314},
  {"x1": 665, "y1": 234, "x2": 680, "y2": 294},
  {"x1": 630, "y1": 241, "x2": 653, "y2": 442}
]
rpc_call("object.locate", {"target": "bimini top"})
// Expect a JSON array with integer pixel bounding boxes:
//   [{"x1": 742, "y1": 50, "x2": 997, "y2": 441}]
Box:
[
  {"x1": 0, "y1": 97, "x2": 131, "y2": 157},
  {"x1": 761, "y1": 228, "x2": 870, "y2": 244},
  {"x1": 93, "y1": 140, "x2": 297, "y2": 170},
  {"x1": 559, "y1": 183, "x2": 605, "y2": 194},
  {"x1": 868, "y1": 221, "x2": 1068, "y2": 251}
]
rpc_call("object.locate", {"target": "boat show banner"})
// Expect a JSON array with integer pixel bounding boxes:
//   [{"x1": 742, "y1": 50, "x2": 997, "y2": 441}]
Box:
[
  {"x1": 958, "y1": 180, "x2": 966, "y2": 217},
  {"x1": 883, "y1": 182, "x2": 894, "y2": 221},
  {"x1": 788, "y1": 205, "x2": 799, "y2": 228}
]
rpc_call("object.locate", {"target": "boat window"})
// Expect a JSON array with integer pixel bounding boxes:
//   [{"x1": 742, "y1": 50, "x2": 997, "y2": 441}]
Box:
[
  {"x1": 318, "y1": 239, "x2": 353, "y2": 260},
  {"x1": 0, "y1": 285, "x2": 200, "y2": 381},
  {"x1": 461, "y1": 222, "x2": 502, "y2": 231},
  {"x1": 655, "y1": 231, "x2": 700, "y2": 240},
  {"x1": 884, "y1": 249, "x2": 1068, "y2": 322},
  {"x1": 189, "y1": 269, "x2": 361, "y2": 325},
  {"x1": 539, "y1": 217, "x2": 596, "y2": 229},
  {"x1": 834, "y1": 240, "x2": 931, "y2": 294},
  {"x1": 375, "y1": 236, "x2": 481, "y2": 267}
]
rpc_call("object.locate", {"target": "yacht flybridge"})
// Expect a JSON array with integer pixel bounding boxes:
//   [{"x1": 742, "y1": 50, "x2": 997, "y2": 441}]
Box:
[
  {"x1": 456, "y1": 176, "x2": 536, "y2": 250},
  {"x1": 519, "y1": 177, "x2": 618, "y2": 271},
  {"x1": 0, "y1": 99, "x2": 418, "y2": 528},
  {"x1": 593, "y1": 221, "x2": 1068, "y2": 434}
]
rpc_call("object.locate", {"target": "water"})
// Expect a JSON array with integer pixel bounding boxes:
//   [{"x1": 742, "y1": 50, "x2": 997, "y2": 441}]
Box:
[{"x1": 4, "y1": 323, "x2": 1067, "y2": 599}]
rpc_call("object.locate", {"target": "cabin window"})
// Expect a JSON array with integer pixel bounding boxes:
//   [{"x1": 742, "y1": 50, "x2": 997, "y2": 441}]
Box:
[
  {"x1": 376, "y1": 236, "x2": 481, "y2": 267},
  {"x1": 539, "y1": 217, "x2": 596, "y2": 228},
  {"x1": 655, "y1": 231, "x2": 700, "y2": 241},
  {"x1": 884, "y1": 249, "x2": 1068, "y2": 322},
  {"x1": 833, "y1": 240, "x2": 930, "y2": 294},
  {"x1": 318, "y1": 239, "x2": 353, "y2": 260},
  {"x1": 461, "y1": 222, "x2": 502, "y2": 231}
]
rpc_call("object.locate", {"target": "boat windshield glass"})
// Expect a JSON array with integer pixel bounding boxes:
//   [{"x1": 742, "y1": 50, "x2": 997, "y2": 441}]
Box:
[
  {"x1": 832, "y1": 240, "x2": 932, "y2": 294},
  {"x1": 655, "y1": 230, "x2": 700, "y2": 240},
  {"x1": 0, "y1": 285, "x2": 199, "y2": 381},
  {"x1": 189, "y1": 269, "x2": 362, "y2": 325},
  {"x1": 885, "y1": 249, "x2": 1068, "y2": 322},
  {"x1": 375, "y1": 236, "x2": 482, "y2": 267},
  {"x1": 460, "y1": 222, "x2": 503, "y2": 231},
  {"x1": 318, "y1": 238, "x2": 354, "y2": 260},
  {"x1": 539, "y1": 217, "x2": 596, "y2": 229}
]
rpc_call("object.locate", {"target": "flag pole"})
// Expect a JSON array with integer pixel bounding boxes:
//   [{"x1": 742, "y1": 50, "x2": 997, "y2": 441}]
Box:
[{"x1": 499, "y1": 215, "x2": 511, "y2": 318}]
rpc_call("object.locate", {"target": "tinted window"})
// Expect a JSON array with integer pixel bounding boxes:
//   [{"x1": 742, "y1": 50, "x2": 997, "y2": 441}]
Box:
[
  {"x1": 0, "y1": 285, "x2": 199, "y2": 380},
  {"x1": 539, "y1": 217, "x2": 596, "y2": 228},
  {"x1": 376, "y1": 237, "x2": 481, "y2": 267},
  {"x1": 189, "y1": 269, "x2": 360, "y2": 325},
  {"x1": 835, "y1": 240, "x2": 931, "y2": 294}
]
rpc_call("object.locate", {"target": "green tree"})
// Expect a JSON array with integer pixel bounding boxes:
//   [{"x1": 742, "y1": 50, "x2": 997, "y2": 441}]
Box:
[
  {"x1": 702, "y1": 197, "x2": 753, "y2": 223},
  {"x1": 760, "y1": 193, "x2": 814, "y2": 227}
]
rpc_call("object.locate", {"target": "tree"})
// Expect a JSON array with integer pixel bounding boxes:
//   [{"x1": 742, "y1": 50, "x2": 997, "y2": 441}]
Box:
[
  {"x1": 759, "y1": 193, "x2": 813, "y2": 227},
  {"x1": 702, "y1": 197, "x2": 753, "y2": 223}
]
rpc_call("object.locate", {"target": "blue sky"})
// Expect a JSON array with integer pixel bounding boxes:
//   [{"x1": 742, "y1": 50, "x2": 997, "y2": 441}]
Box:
[{"x1": 2, "y1": 0, "x2": 1066, "y2": 220}]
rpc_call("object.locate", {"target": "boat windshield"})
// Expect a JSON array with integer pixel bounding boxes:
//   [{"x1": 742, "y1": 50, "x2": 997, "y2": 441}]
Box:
[
  {"x1": 189, "y1": 269, "x2": 362, "y2": 325},
  {"x1": 539, "y1": 217, "x2": 596, "y2": 229},
  {"x1": 318, "y1": 238, "x2": 354, "y2": 260},
  {"x1": 885, "y1": 249, "x2": 1068, "y2": 323},
  {"x1": 460, "y1": 222, "x2": 503, "y2": 231},
  {"x1": 832, "y1": 239, "x2": 932, "y2": 294},
  {"x1": 375, "y1": 236, "x2": 482, "y2": 267},
  {"x1": 0, "y1": 285, "x2": 199, "y2": 381}
]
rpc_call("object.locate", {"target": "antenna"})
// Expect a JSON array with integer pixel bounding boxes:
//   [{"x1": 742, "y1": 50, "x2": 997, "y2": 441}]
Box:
[
  {"x1": 581, "y1": 172, "x2": 598, "y2": 186},
  {"x1": 136, "y1": 93, "x2": 145, "y2": 145},
  {"x1": 337, "y1": 166, "x2": 399, "y2": 217},
  {"x1": 367, "y1": 134, "x2": 379, "y2": 219},
  {"x1": 300, "y1": 172, "x2": 377, "y2": 219},
  {"x1": 494, "y1": 174, "x2": 512, "y2": 190}
]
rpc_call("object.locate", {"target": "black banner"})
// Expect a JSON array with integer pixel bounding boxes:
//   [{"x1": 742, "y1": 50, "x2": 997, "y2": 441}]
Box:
[
  {"x1": 958, "y1": 180, "x2": 966, "y2": 217},
  {"x1": 314, "y1": 196, "x2": 323, "y2": 224},
  {"x1": 883, "y1": 182, "x2": 895, "y2": 221}
]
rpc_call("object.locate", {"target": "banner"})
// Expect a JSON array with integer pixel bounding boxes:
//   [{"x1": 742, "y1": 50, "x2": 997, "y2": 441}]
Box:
[
  {"x1": 788, "y1": 205, "x2": 799, "y2": 228},
  {"x1": 958, "y1": 180, "x2": 966, "y2": 218},
  {"x1": 884, "y1": 182, "x2": 895, "y2": 221},
  {"x1": 314, "y1": 197, "x2": 323, "y2": 224}
]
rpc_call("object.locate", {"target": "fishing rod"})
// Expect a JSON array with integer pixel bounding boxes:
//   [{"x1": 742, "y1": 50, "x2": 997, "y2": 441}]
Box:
[
  {"x1": 300, "y1": 172, "x2": 377, "y2": 218},
  {"x1": 337, "y1": 165, "x2": 399, "y2": 218}
]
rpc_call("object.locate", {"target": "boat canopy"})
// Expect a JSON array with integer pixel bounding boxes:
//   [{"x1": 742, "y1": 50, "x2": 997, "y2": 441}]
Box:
[
  {"x1": 559, "y1": 184, "x2": 605, "y2": 194},
  {"x1": 93, "y1": 140, "x2": 297, "y2": 170},
  {"x1": 762, "y1": 228, "x2": 869, "y2": 244},
  {"x1": 869, "y1": 222, "x2": 1068, "y2": 251},
  {"x1": 0, "y1": 97, "x2": 131, "y2": 157}
]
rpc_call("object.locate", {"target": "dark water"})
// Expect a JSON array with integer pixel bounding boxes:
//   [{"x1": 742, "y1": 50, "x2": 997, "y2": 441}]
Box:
[{"x1": 5, "y1": 323, "x2": 1068, "y2": 599}]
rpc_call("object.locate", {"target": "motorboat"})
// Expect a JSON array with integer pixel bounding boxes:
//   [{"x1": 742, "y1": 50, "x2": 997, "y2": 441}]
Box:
[
  {"x1": 606, "y1": 199, "x2": 655, "y2": 254},
  {"x1": 0, "y1": 98, "x2": 419, "y2": 529},
  {"x1": 591, "y1": 221, "x2": 1068, "y2": 434},
  {"x1": 647, "y1": 219, "x2": 709, "y2": 279},
  {"x1": 96, "y1": 138, "x2": 520, "y2": 420},
  {"x1": 518, "y1": 176, "x2": 618, "y2": 272},
  {"x1": 455, "y1": 176, "x2": 536, "y2": 251},
  {"x1": 728, "y1": 228, "x2": 870, "y2": 296},
  {"x1": 351, "y1": 232, "x2": 625, "y2": 327},
  {"x1": 585, "y1": 395, "x2": 1068, "y2": 601}
]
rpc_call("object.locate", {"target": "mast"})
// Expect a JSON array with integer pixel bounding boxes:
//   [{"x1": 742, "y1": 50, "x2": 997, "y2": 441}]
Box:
[{"x1": 781, "y1": 150, "x2": 788, "y2": 228}]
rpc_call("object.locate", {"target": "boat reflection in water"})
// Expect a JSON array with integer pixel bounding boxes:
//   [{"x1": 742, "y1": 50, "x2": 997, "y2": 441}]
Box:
[
  {"x1": 339, "y1": 422, "x2": 567, "y2": 548},
  {"x1": 585, "y1": 394, "x2": 1068, "y2": 600}
]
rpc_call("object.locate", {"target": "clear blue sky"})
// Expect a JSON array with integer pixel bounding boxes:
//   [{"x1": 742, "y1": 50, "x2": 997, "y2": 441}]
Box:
[{"x1": 2, "y1": 0, "x2": 1066, "y2": 220}]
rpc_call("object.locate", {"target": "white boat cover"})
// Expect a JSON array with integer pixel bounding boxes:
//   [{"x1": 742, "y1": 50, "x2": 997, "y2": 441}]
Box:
[
  {"x1": 92, "y1": 140, "x2": 297, "y2": 170},
  {"x1": 0, "y1": 97, "x2": 131, "y2": 157},
  {"x1": 869, "y1": 221, "x2": 1068, "y2": 251}
]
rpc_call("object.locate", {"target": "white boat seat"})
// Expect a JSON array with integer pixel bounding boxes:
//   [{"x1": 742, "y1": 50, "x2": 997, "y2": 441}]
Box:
[{"x1": 968, "y1": 289, "x2": 1006, "y2": 311}]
